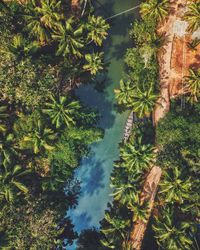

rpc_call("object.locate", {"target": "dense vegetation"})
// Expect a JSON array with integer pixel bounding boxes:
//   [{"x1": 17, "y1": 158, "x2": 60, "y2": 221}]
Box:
[
  {"x1": 0, "y1": 0, "x2": 109, "y2": 248},
  {"x1": 100, "y1": 0, "x2": 200, "y2": 250}
]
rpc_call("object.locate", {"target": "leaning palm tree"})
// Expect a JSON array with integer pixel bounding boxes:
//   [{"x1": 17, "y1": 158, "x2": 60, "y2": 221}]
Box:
[
  {"x1": 42, "y1": 95, "x2": 81, "y2": 128},
  {"x1": 86, "y1": 15, "x2": 110, "y2": 46},
  {"x1": 131, "y1": 85, "x2": 158, "y2": 118},
  {"x1": 114, "y1": 80, "x2": 135, "y2": 107},
  {"x1": 159, "y1": 167, "x2": 192, "y2": 204},
  {"x1": 83, "y1": 52, "x2": 104, "y2": 75},
  {"x1": 19, "y1": 119, "x2": 56, "y2": 154},
  {"x1": 184, "y1": 2, "x2": 200, "y2": 33},
  {"x1": 153, "y1": 206, "x2": 195, "y2": 250},
  {"x1": 52, "y1": 18, "x2": 84, "y2": 58},
  {"x1": 120, "y1": 137, "x2": 155, "y2": 174},
  {"x1": 185, "y1": 68, "x2": 200, "y2": 103},
  {"x1": 140, "y1": 0, "x2": 169, "y2": 22},
  {"x1": 0, "y1": 164, "x2": 31, "y2": 203}
]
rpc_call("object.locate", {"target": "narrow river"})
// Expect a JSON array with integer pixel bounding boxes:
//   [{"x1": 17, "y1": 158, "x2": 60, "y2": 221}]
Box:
[{"x1": 68, "y1": 1, "x2": 140, "y2": 248}]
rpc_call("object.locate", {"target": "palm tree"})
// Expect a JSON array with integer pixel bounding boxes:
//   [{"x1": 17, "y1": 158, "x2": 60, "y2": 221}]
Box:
[
  {"x1": 42, "y1": 95, "x2": 81, "y2": 128},
  {"x1": 19, "y1": 119, "x2": 56, "y2": 154},
  {"x1": 185, "y1": 68, "x2": 200, "y2": 103},
  {"x1": 8, "y1": 34, "x2": 39, "y2": 57},
  {"x1": 52, "y1": 18, "x2": 84, "y2": 58},
  {"x1": 101, "y1": 212, "x2": 130, "y2": 249},
  {"x1": 0, "y1": 105, "x2": 8, "y2": 133},
  {"x1": 111, "y1": 181, "x2": 137, "y2": 205},
  {"x1": 120, "y1": 137, "x2": 155, "y2": 174},
  {"x1": 86, "y1": 15, "x2": 110, "y2": 46},
  {"x1": 159, "y1": 167, "x2": 192, "y2": 204},
  {"x1": 114, "y1": 80, "x2": 135, "y2": 106},
  {"x1": 140, "y1": 0, "x2": 169, "y2": 22},
  {"x1": 0, "y1": 164, "x2": 31, "y2": 203},
  {"x1": 127, "y1": 193, "x2": 149, "y2": 223},
  {"x1": 153, "y1": 206, "x2": 195, "y2": 250},
  {"x1": 34, "y1": 0, "x2": 63, "y2": 29},
  {"x1": 131, "y1": 85, "x2": 158, "y2": 118},
  {"x1": 83, "y1": 52, "x2": 104, "y2": 75},
  {"x1": 184, "y1": 2, "x2": 200, "y2": 33},
  {"x1": 25, "y1": 1, "x2": 51, "y2": 44}
]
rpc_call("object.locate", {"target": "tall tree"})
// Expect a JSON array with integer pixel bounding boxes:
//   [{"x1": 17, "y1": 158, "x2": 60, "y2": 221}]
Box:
[
  {"x1": 83, "y1": 52, "x2": 104, "y2": 75},
  {"x1": 140, "y1": 0, "x2": 169, "y2": 22},
  {"x1": 86, "y1": 15, "x2": 109, "y2": 46},
  {"x1": 0, "y1": 164, "x2": 31, "y2": 203},
  {"x1": 159, "y1": 167, "x2": 192, "y2": 204},
  {"x1": 184, "y1": 2, "x2": 200, "y2": 32},
  {"x1": 52, "y1": 18, "x2": 84, "y2": 58},
  {"x1": 42, "y1": 95, "x2": 81, "y2": 128}
]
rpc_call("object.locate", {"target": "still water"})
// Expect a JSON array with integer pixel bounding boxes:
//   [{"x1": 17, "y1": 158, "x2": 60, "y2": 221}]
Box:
[{"x1": 67, "y1": 1, "x2": 140, "y2": 248}]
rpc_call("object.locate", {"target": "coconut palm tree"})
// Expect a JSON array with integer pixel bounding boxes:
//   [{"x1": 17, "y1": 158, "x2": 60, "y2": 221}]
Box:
[
  {"x1": 25, "y1": 1, "x2": 51, "y2": 44},
  {"x1": 114, "y1": 80, "x2": 135, "y2": 106},
  {"x1": 25, "y1": 0, "x2": 63, "y2": 43},
  {"x1": 111, "y1": 181, "x2": 137, "y2": 206},
  {"x1": 86, "y1": 15, "x2": 110, "y2": 46},
  {"x1": 153, "y1": 206, "x2": 195, "y2": 250},
  {"x1": 83, "y1": 52, "x2": 104, "y2": 75},
  {"x1": 34, "y1": 0, "x2": 63, "y2": 29},
  {"x1": 140, "y1": 0, "x2": 169, "y2": 22},
  {"x1": 0, "y1": 164, "x2": 31, "y2": 203},
  {"x1": 42, "y1": 95, "x2": 81, "y2": 128},
  {"x1": 184, "y1": 2, "x2": 200, "y2": 33},
  {"x1": 159, "y1": 167, "x2": 192, "y2": 204},
  {"x1": 52, "y1": 18, "x2": 84, "y2": 58},
  {"x1": 101, "y1": 212, "x2": 130, "y2": 249},
  {"x1": 127, "y1": 193, "x2": 149, "y2": 223},
  {"x1": 185, "y1": 68, "x2": 200, "y2": 103},
  {"x1": 131, "y1": 85, "x2": 158, "y2": 118},
  {"x1": 120, "y1": 136, "x2": 155, "y2": 174},
  {"x1": 19, "y1": 119, "x2": 56, "y2": 154}
]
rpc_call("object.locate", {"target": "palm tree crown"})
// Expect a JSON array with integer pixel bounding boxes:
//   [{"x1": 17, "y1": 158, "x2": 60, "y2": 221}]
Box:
[
  {"x1": 83, "y1": 52, "x2": 104, "y2": 75},
  {"x1": 184, "y1": 2, "x2": 200, "y2": 33},
  {"x1": 86, "y1": 15, "x2": 109, "y2": 46},
  {"x1": 140, "y1": 0, "x2": 169, "y2": 22},
  {"x1": 42, "y1": 95, "x2": 81, "y2": 128},
  {"x1": 185, "y1": 68, "x2": 200, "y2": 103},
  {"x1": 52, "y1": 18, "x2": 84, "y2": 58}
]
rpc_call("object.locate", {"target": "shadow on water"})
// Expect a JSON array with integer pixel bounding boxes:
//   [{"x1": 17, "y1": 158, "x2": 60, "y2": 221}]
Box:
[{"x1": 81, "y1": 157, "x2": 106, "y2": 196}]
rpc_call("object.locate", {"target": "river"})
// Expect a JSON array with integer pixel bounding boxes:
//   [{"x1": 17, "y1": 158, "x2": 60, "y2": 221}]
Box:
[{"x1": 67, "y1": 1, "x2": 140, "y2": 249}]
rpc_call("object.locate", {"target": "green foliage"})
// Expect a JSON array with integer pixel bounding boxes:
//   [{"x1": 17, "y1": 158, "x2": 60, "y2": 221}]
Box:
[
  {"x1": 140, "y1": 0, "x2": 170, "y2": 22},
  {"x1": 83, "y1": 52, "x2": 104, "y2": 75},
  {"x1": 86, "y1": 15, "x2": 110, "y2": 46},
  {"x1": 0, "y1": 0, "x2": 108, "y2": 247},
  {"x1": 153, "y1": 206, "x2": 197, "y2": 250},
  {"x1": 185, "y1": 68, "x2": 200, "y2": 103},
  {"x1": 42, "y1": 95, "x2": 81, "y2": 128},
  {"x1": 184, "y1": 2, "x2": 200, "y2": 33}
]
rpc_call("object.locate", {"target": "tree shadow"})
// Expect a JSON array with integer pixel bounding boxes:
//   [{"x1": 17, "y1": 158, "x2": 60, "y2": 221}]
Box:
[{"x1": 81, "y1": 158, "x2": 106, "y2": 196}]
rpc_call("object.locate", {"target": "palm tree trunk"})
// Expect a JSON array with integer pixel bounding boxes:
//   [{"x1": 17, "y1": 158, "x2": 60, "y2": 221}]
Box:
[{"x1": 128, "y1": 166, "x2": 162, "y2": 250}]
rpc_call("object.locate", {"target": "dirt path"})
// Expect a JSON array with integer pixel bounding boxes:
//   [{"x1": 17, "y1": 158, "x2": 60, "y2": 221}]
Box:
[
  {"x1": 128, "y1": 166, "x2": 162, "y2": 250},
  {"x1": 153, "y1": 0, "x2": 187, "y2": 125}
]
